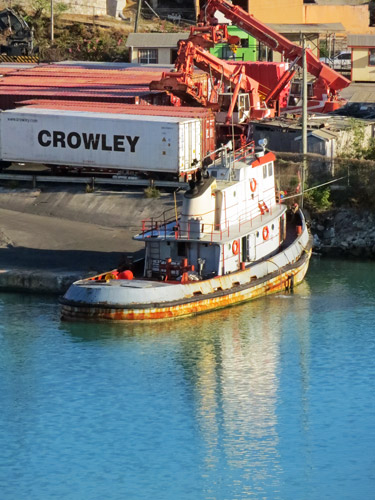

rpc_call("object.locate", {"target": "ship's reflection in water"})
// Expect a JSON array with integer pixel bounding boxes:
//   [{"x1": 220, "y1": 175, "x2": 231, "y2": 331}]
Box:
[
  {"x1": 61, "y1": 282, "x2": 313, "y2": 498},
  {"x1": 2, "y1": 259, "x2": 375, "y2": 500},
  {"x1": 170, "y1": 281, "x2": 313, "y2": 496}
]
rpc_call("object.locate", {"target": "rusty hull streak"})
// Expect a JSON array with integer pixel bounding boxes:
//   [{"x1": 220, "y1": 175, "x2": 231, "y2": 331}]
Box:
[{"x1": 61, "y1": 251, "x2": 311, "y2": 322}]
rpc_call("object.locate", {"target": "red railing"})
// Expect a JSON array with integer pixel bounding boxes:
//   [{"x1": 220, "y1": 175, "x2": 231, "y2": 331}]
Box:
[
  {"x1": 233, "y1": 141, "x2": 255, "y2": 161},
  {"x1": 140, "y1": 195, "x2": 276, "y2": 242}
]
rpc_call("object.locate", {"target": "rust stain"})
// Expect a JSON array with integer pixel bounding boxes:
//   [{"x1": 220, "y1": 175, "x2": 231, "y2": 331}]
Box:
[{"x1": 61, "y1": 254, "x2": 311, "y2": 322}]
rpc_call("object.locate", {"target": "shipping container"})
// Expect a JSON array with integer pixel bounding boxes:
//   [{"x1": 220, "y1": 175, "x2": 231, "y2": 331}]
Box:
[
  {"x1": 16, "y1": 101, "x2": 217, "y2": 164},
  {"x1": 0, "y1": 107, "x2": 213, "y2": 178},
  {"x1": 0, "y1": 63, "x2": 170, "y2": 110}
]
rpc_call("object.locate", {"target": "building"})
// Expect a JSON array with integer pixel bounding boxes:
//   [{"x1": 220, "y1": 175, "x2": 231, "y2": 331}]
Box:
[
  {"x1": 266, "y1": 23, "x2": 345, "y2": 61},
  {"x1": 243, "y1": 0, "x2": 375, "y2": 35},
  {"x1": 126, "y1": 32, "x2": 190, "y2": 64},
  {"x1": 348, "y1": 34, "x2": 375, "y2": 81},
  {"x1": 125, "y1": 22, "x2": 344, "y2": 66},
  {"x1": 253, "y1": 115, "x2": 375, "y2": 158}
]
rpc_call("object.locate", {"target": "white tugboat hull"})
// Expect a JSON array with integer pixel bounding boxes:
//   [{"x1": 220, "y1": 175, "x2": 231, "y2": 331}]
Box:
[{"x1": 60, "y1": 226, "x2": 312, "y2": 322}]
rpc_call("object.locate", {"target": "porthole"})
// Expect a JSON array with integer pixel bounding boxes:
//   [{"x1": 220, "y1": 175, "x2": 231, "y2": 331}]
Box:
[
  {"x1": 256, "y1": 231, "x2": 259, "y2": 238},
  {"x1": 271, "y1": 224, "x2": 274, "y2": 230}
]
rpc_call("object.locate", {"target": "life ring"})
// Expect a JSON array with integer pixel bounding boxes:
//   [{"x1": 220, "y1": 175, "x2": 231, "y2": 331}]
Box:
[
  {"x1": 250, "y1": 178, "x2": 257, "y2": 192},
  {"x1": 263, "y1": 226, "x2": 269, "y2": 241},
  {"x1": 232, "y1": 240, "x2": 240, "y2": 255}
]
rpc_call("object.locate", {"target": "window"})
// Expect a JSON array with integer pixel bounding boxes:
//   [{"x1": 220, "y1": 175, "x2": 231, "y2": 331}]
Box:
[
  {"x1": 138, "y1": 49, "x2": 158, "y2": 64},
  {"x1": 177, "y1": 242, "x2": 187, "y2": 257},
  {"x1": 369, "y1": 49, "x2": 375, "y2": 66},
  {"x1": 263, "y1": 163, "x2": 273, "y2": 178},
  {"x1": 171, "y1": 49, "x2": 178, "y2": 64},
  {"x1": 338, "y1": 52, "x2": 351, "y2": 61},
  {"x1": 222, "y1": 46, "x2": 236, "y2": 60}
]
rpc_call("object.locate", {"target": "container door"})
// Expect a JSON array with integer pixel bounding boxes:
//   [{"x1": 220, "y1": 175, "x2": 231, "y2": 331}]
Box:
[
  {"x1": 179, "y1": 122, "x2": 185, "y2": 172},
  {"x1": 195, "y1": 119, "x2": 201, "y2": 164}
]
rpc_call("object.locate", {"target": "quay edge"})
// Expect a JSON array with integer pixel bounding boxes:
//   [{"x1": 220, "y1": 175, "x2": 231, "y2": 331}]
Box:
[{"x1": 0, "y1": 269, "x2": 86, "y2": 294}]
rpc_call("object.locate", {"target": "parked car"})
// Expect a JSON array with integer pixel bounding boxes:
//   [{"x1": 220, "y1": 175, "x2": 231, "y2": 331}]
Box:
[{"x1": 320, "y1": 51, "x2": 351, "y2": 70}]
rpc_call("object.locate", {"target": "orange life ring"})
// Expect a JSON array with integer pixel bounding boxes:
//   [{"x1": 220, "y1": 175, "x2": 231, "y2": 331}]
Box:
[
  {"x1": 263, "y1": 226, "x2": 269, "y2": 241},
  {"x1": 232, "y1": 240, "x2": 240, "y2": 255},
  {"x1": 250, "y1": 178, "x2": 257, "y2": 192}
]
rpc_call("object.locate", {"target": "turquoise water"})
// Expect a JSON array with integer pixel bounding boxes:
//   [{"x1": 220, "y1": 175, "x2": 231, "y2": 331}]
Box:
[{"x1": 0, "y1": 258, "x2": 374, "y2": 500}]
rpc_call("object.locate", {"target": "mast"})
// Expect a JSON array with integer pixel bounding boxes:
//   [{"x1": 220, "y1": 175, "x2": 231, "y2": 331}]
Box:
[{"x1": 301, "y1": 34, "x2": 307, "y2": 209}]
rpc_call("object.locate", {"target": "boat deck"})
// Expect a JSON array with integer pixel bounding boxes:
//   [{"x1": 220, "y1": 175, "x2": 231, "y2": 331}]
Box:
[{"x1": 135, "y1": 203, "x2": 286, "y2": 244}]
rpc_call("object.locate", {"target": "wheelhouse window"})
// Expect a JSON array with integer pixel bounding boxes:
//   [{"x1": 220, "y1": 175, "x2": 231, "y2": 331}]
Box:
[
  {"x1": 138, "y1": 49, "x2": 158, "y2": 64},
  {"x1": 369, "y1": 49, "x2": 375, "y2": 66},
  {"x1": 263, "y1": 162, "x2": 273, "y2": 178}
]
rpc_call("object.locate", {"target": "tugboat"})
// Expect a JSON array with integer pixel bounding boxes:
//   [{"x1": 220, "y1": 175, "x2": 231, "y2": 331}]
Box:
[{"x1": 60, "y1": 142, "x2": 312, "y2": 321}]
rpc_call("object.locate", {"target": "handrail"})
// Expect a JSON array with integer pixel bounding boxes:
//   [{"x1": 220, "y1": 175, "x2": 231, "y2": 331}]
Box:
[{"x1": 140, "y1": 196, "x2": 278, "y2": 241}]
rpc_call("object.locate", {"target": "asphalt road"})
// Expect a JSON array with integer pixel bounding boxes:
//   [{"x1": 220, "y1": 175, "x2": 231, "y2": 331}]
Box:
[{"x1": 0, "y1": 208, "x2": 143, "y2": 272}]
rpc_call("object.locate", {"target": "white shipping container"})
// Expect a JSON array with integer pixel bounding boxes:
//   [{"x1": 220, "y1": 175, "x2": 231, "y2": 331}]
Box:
[{"x1": 0, "y1": 108, "x2": 203, "y2": 174}]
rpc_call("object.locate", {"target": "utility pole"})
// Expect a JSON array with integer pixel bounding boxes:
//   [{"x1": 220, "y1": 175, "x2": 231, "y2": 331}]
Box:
[
  {"x1": 50, "y1": 0, "x2": 54, "y2": 41},
  {"x1": 134, "y1": 0, "x2": 142, "y2": 33}
]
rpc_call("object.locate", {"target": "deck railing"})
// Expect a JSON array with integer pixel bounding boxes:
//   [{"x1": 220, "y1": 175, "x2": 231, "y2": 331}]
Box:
[{"x1": 140, "y1": 195, "x2": 277, "y2": 242}]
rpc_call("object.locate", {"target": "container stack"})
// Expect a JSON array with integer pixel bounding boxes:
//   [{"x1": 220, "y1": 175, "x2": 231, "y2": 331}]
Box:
[
  {"x1": 0, "y1": 63, "x2": 217, "y2": 179},
  {"x1": 0, "y1": 63, "x2": 171, "y2": 109}
]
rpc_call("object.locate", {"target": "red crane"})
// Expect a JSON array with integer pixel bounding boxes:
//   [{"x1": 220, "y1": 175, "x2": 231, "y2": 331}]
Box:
[
  {"x1": 151, "y1": 0, "x2": 350, "y2": 118},
  {"x1": 198, "y1": 0, "x2": 350, "y2": 112}
]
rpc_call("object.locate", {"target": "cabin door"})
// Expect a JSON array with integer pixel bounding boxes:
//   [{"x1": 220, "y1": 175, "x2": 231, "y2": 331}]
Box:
[
  {"x1": 242, "y1": 234, "x2": 256, "y2": 262},
  {"x1": 279, "y1": 214, "x2": 286, "y2": 244},
  {"x1": 214, "y1": 191, "x2": 223, "y2": 230},
  {"x1": 249, "y1": 234, "x2": 256, "y2": 261}
]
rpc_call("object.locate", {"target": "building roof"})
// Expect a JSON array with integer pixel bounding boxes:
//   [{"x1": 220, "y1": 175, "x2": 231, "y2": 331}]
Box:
[
  {"x1": 309, "y1": 129, "x2": 338, "y2": 140},
  {"x1": 126, "y1": 23, "x2": 345, "y2": 50},
  {"x1": 126, "y1": 32, "x2": 190, "y2": 48},
  {"x1": 348, "y1": 34, "x2": 375, "y2": 47},
  {"x1": 267, "y1": 23, "x2": 345, "y2": 34},
  {"x1": 256, "y1": 114, "x2": 371, "y2": 132},
  {"x1": 314, "y1": 0, "x2": 368, "y2": 5}
]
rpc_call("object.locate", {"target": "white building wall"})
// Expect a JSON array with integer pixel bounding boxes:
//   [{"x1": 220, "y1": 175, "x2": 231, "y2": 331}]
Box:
[{"x1": 130, "y1": 47, "x2": 172, "y2": 64}]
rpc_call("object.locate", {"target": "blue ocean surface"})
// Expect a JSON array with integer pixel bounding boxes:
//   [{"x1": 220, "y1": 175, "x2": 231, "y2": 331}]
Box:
[{"x1": 0, "y1": 258, "x2": 374, "y2": 500}]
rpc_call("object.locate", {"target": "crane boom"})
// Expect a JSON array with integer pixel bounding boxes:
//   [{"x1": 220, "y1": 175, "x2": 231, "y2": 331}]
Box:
[
  {"x1": 151, "y1": 0, "x2": 350, "y2": 122},
  {"x1": 198, "y1": 0, "x2": 350, "y2": 94},
  {"x1": 151, "y1": 40, "x2": 274, "y2": 120}
]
